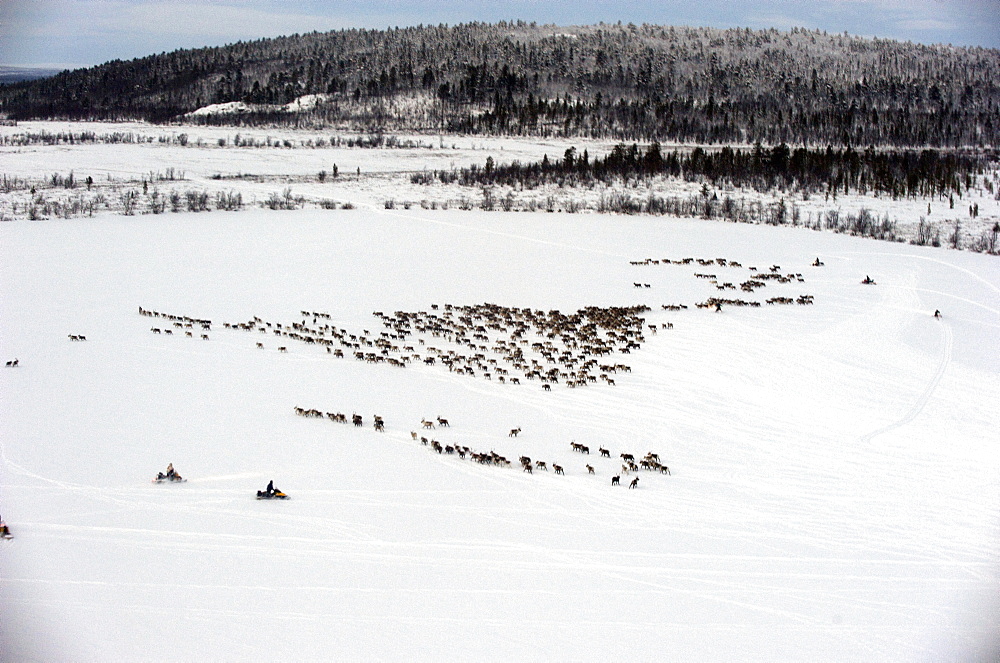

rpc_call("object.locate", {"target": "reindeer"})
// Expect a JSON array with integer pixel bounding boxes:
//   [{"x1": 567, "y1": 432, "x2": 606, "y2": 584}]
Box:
[
  {"x1": 553, "y1": 464, "x2": 564, "y2": 475},
  {"x1": 611, "y1": 475, "x2": 620, "y2": 486},
  {"x1": 599, "y1": 447, "x2": 610, "y2": 458},
  {"x1": 509, "y1": 427, "x2": 521, "y2": 437},
  {"x1": 535, "y1": 461, "x2": 548, "y2": 471},
  {"x1": 436, "y1": 416, "x2": 450, "y2": 427},
  {"x1": 5, "y1": 359, "x2": 18, "y2": 367},
  {"x1": 586, "y1": 464, "x2": 594, "y2": 474},
  {"x1": 629, "y1": 477, "x2": 640, "y2": 489},
  {"x1": 421, "y1": 419, "x2": 435, "y2": 429}
]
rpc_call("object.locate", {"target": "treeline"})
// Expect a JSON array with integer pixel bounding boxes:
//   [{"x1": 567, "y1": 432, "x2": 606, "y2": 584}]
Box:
[
  {"x1": 1, "y1": 22, "x2": 998, "y2": 146},
  {"x1": 447, "y1": 143, "x2": 992, "y2": 199}
]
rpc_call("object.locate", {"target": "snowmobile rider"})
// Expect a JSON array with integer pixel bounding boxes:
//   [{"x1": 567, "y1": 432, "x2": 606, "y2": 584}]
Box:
[
  {"x1": 266, "y1": 479, "x2": 274, "y2": 495},
  {"x1": 166, "y1": 463, "x2": 175, "y2": 478}
]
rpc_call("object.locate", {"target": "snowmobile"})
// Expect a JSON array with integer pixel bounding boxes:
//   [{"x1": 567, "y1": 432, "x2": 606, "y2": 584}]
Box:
[
  {"x1": 152, "y1": 472, "x2": 186, "y2": 483},
  {"x1": 256, "y1": 488, "x2": 289, "y2": 500},
  {"x1": 861, "y1": 276, "x2": 877, "y2": 285}
]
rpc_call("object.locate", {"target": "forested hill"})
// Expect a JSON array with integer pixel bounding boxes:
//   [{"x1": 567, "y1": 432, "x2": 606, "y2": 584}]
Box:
[{"x1": 1, "y1": 21, "x2": 998, "y2": 147}]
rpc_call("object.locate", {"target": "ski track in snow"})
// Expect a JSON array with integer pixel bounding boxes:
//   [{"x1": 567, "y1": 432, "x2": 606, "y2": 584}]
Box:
[{"x1": 859, "y1": 319, "x2": 953, "y2": 445}]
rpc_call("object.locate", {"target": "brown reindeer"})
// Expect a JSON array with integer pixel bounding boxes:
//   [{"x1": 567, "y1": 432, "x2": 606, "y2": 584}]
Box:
[
  {"x1": 586, "y1": 464, "x2": 594, "y2": 474},
  {"x1": 611, "y1": 475, "x2": 620, "y2": 486},
  {"x1": 509, "y1": 427, "x2": 521, "y2": 437},
  {"x1": 553, "y1": 464, "x2": 564, "y2": 475},
  {"x1": 629, "y1": 477, "x2": 639, "y2": 489}
]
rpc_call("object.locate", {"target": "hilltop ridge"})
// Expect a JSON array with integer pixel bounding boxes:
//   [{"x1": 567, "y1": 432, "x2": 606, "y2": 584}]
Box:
[{"x1": 1, "y1": 21, "x2": 998, "y2": 146}]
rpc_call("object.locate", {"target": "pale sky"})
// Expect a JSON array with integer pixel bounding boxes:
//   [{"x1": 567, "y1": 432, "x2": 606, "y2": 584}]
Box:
[{"x1": 1, "y1": 0, "x2": 997, "y2": 69}]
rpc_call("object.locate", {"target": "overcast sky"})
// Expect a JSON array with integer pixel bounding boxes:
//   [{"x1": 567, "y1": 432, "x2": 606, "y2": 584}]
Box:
[{"x1": 1, "y1": 0, "x2": 997, "y2": 69}]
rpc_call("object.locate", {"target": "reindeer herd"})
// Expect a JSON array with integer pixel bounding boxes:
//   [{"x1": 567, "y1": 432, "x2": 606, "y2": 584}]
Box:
[
  {"x1": 140, "y1": 306, "x2": 212, "y2": 339},
  {"x1": 151, "y1": 302, "x2": 649, "y2": 391},
  {"x1": 420, "y1": 423, "x2": 670, "y2": 487},
  {"x1": 289, "y1": 401, "x2": 671, "y2": 488},
  {"x1": 121, "y1": 254, "x2": 828, "y2": 493},
  {"x1": 629, "y1": 256, "x2": 814, "y2": 311},
  {"x1": 133, "y1": 255, "x2": 816, "y2": 395}
]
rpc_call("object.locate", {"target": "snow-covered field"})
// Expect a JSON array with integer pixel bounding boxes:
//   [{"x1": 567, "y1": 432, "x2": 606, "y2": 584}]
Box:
[
  {"x1": 3, "y1": 121, "x2": 998, "y2": 249},
  {"x1": 2, "y1": 127, "x2": 1000, "y2": 661}
]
